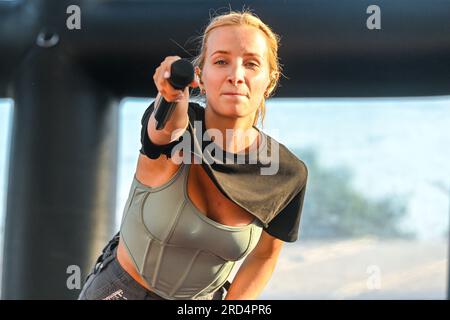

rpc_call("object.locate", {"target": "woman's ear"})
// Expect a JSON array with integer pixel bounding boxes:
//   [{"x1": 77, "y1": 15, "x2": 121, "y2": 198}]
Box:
[
  {"x1": 191, "y1": 66, "x2": 202, "y2": 88},
  {"x1": 195, "y1": 66, "x2": 203, "y2": 83},
  {"x1": 271, "y1": 70, "x2": 280, "y2": 84},
  {"x1": 265, "y1": 71, "x2": 279, "y2": 97}
]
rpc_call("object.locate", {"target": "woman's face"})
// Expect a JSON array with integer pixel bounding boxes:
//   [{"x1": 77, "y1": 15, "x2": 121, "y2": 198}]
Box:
[{"x1": 200, "y1": 25, "x2": 271, "y2": 123}]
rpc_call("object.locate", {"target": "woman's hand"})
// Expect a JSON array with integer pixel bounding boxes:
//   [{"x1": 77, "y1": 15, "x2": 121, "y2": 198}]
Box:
[
  {"x1": 152, "y1": 56, "x2": 199, "y2": 102},
  {"x1": 147, "y1": 56, "x2": 199, "y2": 146}
]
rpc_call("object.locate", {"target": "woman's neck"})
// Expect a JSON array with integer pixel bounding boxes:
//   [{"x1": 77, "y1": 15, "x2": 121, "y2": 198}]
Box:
[{"x1": 204, "y1": 106, "x2": 260, "y2": 154}]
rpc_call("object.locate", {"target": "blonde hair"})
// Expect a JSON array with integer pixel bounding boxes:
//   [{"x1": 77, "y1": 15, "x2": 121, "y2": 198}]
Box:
[{"x1": 192, "y1": 10, "x2": 282, "y2": 128}]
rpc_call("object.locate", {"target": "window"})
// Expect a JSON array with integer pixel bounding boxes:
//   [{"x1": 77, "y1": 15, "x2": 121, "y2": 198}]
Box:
[
  {"x1": 0, "y1": 98, "x2": 14, "y2": 292},
  {"x1": 116, "y1": 96, "x2": 449, "y2": 299}
]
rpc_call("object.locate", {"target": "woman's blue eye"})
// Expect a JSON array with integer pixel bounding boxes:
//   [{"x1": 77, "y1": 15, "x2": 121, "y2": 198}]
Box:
[
  {"x1": 214, "y1": 60, "x2": 259, "y2": 68},
  {"x1": 247, "y1": 62, "x2": 259, "y2": 68}
]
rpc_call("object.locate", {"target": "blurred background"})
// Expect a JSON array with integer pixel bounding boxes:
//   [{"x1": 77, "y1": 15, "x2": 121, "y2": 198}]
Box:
[
  {"x1": 2, "y1": 95, "x2": 448, "y2": 299},
  {"x1": 0, "y1": 0, "x2": 449, "y2": 299}
]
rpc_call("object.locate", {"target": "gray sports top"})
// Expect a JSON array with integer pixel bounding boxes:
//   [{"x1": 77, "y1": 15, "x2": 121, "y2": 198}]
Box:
[{"x1": 119, "y1": 162, "x2": 263, "y2": 300}]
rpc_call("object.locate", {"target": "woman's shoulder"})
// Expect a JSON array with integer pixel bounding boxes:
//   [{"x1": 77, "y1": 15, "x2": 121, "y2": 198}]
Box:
[{"x1": 262, "y1": 132, "x2": 308, "y2": 185}]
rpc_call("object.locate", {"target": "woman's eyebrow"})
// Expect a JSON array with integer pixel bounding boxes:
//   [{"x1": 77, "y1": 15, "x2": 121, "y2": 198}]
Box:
[
  {"x1": 244, "y1": 53, "x2": 263, "y2": 60},
  {"x1": 210, "y1": 50, "x2": 263, "y2": 59},
  {"x1": 210, "y1": 50, "x2": 230, "y2": 57}
]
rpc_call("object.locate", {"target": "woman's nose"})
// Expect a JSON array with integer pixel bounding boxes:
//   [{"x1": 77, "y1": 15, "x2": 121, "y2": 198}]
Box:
[{"x1": 227, "y1": 65, "x2": 245, "y2": 86}]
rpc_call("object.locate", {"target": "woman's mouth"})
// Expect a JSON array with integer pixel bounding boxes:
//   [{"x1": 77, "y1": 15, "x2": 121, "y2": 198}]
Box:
[{"x1": 222, "y1": 92, "x2": 248, "y2": 98}]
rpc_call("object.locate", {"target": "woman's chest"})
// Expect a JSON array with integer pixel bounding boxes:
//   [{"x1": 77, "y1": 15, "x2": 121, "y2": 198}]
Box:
[
  {"x1": 187, "y1": 164, "x2": 255, "y2": 227},
  {"x1": 131, "y1": 157, "x2": 261, "y2": 261},
  {"x1": 136, "y1": 154, "x2": 255, "y2": 227}
]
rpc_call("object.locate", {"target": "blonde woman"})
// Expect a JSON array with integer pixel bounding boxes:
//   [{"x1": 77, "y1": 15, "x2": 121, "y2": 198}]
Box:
[{"x1": 79, "y1": 10, "x2": 307, "y2": 300}]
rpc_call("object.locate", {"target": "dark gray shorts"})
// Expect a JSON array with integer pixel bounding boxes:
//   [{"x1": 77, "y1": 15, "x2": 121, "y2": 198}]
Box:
[{"x1": 78, "y1": 235, "x2": 226, "y2": 300}]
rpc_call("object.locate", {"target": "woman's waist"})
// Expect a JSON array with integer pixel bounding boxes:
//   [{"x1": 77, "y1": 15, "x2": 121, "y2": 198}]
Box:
[
  {"x1": 116, "y1": 235, "x2": 234, "y2": 298},
  {"x1": 116, "y1": 237, "x2": 157, "y2": 292}
]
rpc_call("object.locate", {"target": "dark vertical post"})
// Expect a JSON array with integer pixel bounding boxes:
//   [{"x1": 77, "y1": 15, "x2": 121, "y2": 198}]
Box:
[{"x1": 2, "y1": 47, "x2": 118, "y2": 299}]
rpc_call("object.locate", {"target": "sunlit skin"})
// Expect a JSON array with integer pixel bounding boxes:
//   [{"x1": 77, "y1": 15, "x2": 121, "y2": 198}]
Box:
[{"x1": 197, "y1": 25, "x2": 273, "y2": 153}]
